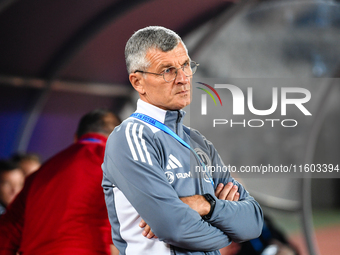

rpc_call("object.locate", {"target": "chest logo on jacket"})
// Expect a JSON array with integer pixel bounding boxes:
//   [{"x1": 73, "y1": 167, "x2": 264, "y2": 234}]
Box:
[
  {"x1": 194, "y1": 148, "x2": 211, "y2": 166},
  {"x1": 165, "y1": 171, "x2": 175, "y2": 184},
  {"x1": 166, "y1": 154, "x2": 183, "y2": 170},
  {"x1": 194, "y1": 148, "x2": 213, "y2": 183}
]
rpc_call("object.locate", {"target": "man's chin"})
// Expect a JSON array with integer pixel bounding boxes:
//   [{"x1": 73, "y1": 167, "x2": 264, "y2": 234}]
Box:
[{"x1": 174, "y1": 100, "x2": 191, "y2": 110}]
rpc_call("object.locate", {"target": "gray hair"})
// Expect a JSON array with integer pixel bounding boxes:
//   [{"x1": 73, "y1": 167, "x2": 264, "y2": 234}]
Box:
[{"x1": 125, "y1": 26, "x2": 188, "y2": 74}]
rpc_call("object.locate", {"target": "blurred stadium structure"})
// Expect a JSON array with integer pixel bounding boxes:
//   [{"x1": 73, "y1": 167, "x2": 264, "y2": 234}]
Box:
[
  {"x1": 0, "y1": 0, "x2": 339, "y2": 254},
  {"x1": 185, "y1": 2, "x2": 340, "y2": 254}
]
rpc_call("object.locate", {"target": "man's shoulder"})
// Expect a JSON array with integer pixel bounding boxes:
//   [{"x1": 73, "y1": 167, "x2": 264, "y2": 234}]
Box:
[
  {"x1": 107, "y1": 117, "x2": 157, "y2": 147},
  {"x1": 111, "y1": 117, "x2": 158, "y2": 137},
  {"x1": 104, "y1": 117, "x2": 158, "y2": 166},
  {"x1": 183, "y1": 125, "x2": 205, "y2": 139},
  {"x1": 183, "y1": 125, "x2": 215, "y2": 150}
]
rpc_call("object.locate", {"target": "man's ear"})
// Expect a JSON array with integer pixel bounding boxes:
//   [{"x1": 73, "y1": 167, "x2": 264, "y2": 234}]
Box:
[{"x1": 129, "y1": 73, "x2": 145, "y2": 95}]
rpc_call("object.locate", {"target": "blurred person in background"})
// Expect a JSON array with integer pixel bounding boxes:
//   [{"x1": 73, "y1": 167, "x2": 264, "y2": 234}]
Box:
[
  {"x1": 0, "y1": 160, "x2": 25, "y2": 215},
  {"x1": 0, "y1": 109, "x2": 121, "y2": 255},
  {"x1": 11, "y1": 153, "x2": 41, "y2": 176}
]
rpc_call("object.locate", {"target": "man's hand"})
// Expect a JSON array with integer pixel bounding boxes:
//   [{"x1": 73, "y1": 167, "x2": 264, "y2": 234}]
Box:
[
  {"x1": 179, "y1": 183, "x2": 240, "y2": 218},
  {"x1": 139, "y1": 219, "x2": 157, "y2": 239},
  {"x1": 179, "y1": 194, "x2": 210, "y2": 216},
  {"x1": 139, "y1": 195, "x2": 210, "y2": 238},
  {"x1": 215, "y1": 182, "x2": 239, "y2": 201},
  {"x1": 139, "y1": 182, "x2": 240, "y2": 239}
]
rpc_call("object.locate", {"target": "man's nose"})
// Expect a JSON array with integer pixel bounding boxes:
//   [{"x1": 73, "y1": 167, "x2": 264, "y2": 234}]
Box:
[{"x1": 175, "y1": 68, "x2": 189, "y2": 84}]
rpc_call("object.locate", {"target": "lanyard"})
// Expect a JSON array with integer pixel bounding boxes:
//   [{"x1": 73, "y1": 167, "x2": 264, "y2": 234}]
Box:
[
  {"x1": 130, "y1": 112, "x2": 214, "y2": 188},
  {"x1": 79, "y1": 137, "x2": 105, "y2": 146},
  {"x1": 79, "y1": 138, "x2": 102, "y2": 143}
]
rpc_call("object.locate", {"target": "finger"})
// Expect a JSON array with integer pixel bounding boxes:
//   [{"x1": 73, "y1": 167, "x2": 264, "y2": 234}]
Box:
[
  {"x1": 234, "y1": 192, "x2": 240, "y2": 201},
  {"x1": 226, "y1": 185, "x2": 238, "y2": 201},
  {"x1": 139, "y1": 219, "x2": 146, "y2": 228},
  {"x1": 219, "y1": 182, "x2": 233, "y2": 200},
  {"x1": 143, "y1": 224, "x2": 156, "y2": 239},
  {"x1": 215, "y1": 183, "x2": 224, "y2": 198},
  {"x1": 147, "y1": 230, "x2": 156, "y2": 239},
  {"x1": 142, "y1": 224, "x2": 151, "y2": 237}
]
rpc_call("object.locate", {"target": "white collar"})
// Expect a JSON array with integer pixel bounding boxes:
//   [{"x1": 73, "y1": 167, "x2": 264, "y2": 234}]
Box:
[{"x1": 135, "y1": 99, "x2": 167, "y2": 124}]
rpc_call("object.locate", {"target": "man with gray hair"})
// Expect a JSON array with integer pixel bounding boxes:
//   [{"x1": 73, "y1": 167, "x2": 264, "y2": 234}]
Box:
[{"x1": 102, "y1": 26, "x2": 263, "y2": 255}]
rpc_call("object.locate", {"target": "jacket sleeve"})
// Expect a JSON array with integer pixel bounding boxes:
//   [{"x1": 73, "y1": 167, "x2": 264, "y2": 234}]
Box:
[
  {"x1": 203, "y1": 136, "x2": 264, "y2": 243},
  {"x1": 102, "y1": 120, "x2": 230, "y2": 251}
]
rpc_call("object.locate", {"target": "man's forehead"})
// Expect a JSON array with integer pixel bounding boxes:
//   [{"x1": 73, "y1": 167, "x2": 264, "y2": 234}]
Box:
[{"x1": 146, "y1": 44, "x2": 190, "y2": 67}]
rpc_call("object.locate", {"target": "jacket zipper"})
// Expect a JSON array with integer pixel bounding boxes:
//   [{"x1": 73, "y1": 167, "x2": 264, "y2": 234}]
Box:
[
  {"x1": 176, "y1": 110, "x2": 204, "y2": 194},
  {"x1": 175, "y1": 111, "x2": 182, "y2": 134},
  {"x1": 174, "y1": 111, "x2": 205, "y2": 254},
  {"x1": 172, "y1": 112, "x2": 180, "y2": 255}
]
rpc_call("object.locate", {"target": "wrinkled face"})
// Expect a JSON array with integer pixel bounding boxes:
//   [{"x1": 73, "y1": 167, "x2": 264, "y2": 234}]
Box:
[
  {"x1": 130, "y1": 43, "x2": 192, "y2": 111},
  {"x1": 0, "y1": 169, "x2": 25, "y2": 206}
]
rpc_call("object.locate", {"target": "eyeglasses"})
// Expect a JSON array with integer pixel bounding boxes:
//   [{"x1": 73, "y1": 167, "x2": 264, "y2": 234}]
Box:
[{"x1": 134, "y1": 61, "x2": 199, "y2": 82}]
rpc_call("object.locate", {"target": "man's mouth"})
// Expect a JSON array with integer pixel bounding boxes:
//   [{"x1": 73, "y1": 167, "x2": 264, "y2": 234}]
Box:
[{"x1": 176, "y1": 90, "x2": 189, "y2": 95}]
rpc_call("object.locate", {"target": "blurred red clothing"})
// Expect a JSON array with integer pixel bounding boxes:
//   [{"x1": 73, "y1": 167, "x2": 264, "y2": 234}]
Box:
[{"x1": 0, "y1": 133, "x2": 112, "y2": 255}]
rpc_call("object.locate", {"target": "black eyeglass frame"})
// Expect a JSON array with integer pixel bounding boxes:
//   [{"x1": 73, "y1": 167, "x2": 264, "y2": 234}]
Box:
[{"x1": 134, "y1": 61, "x2": 199, "y2": 82}]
